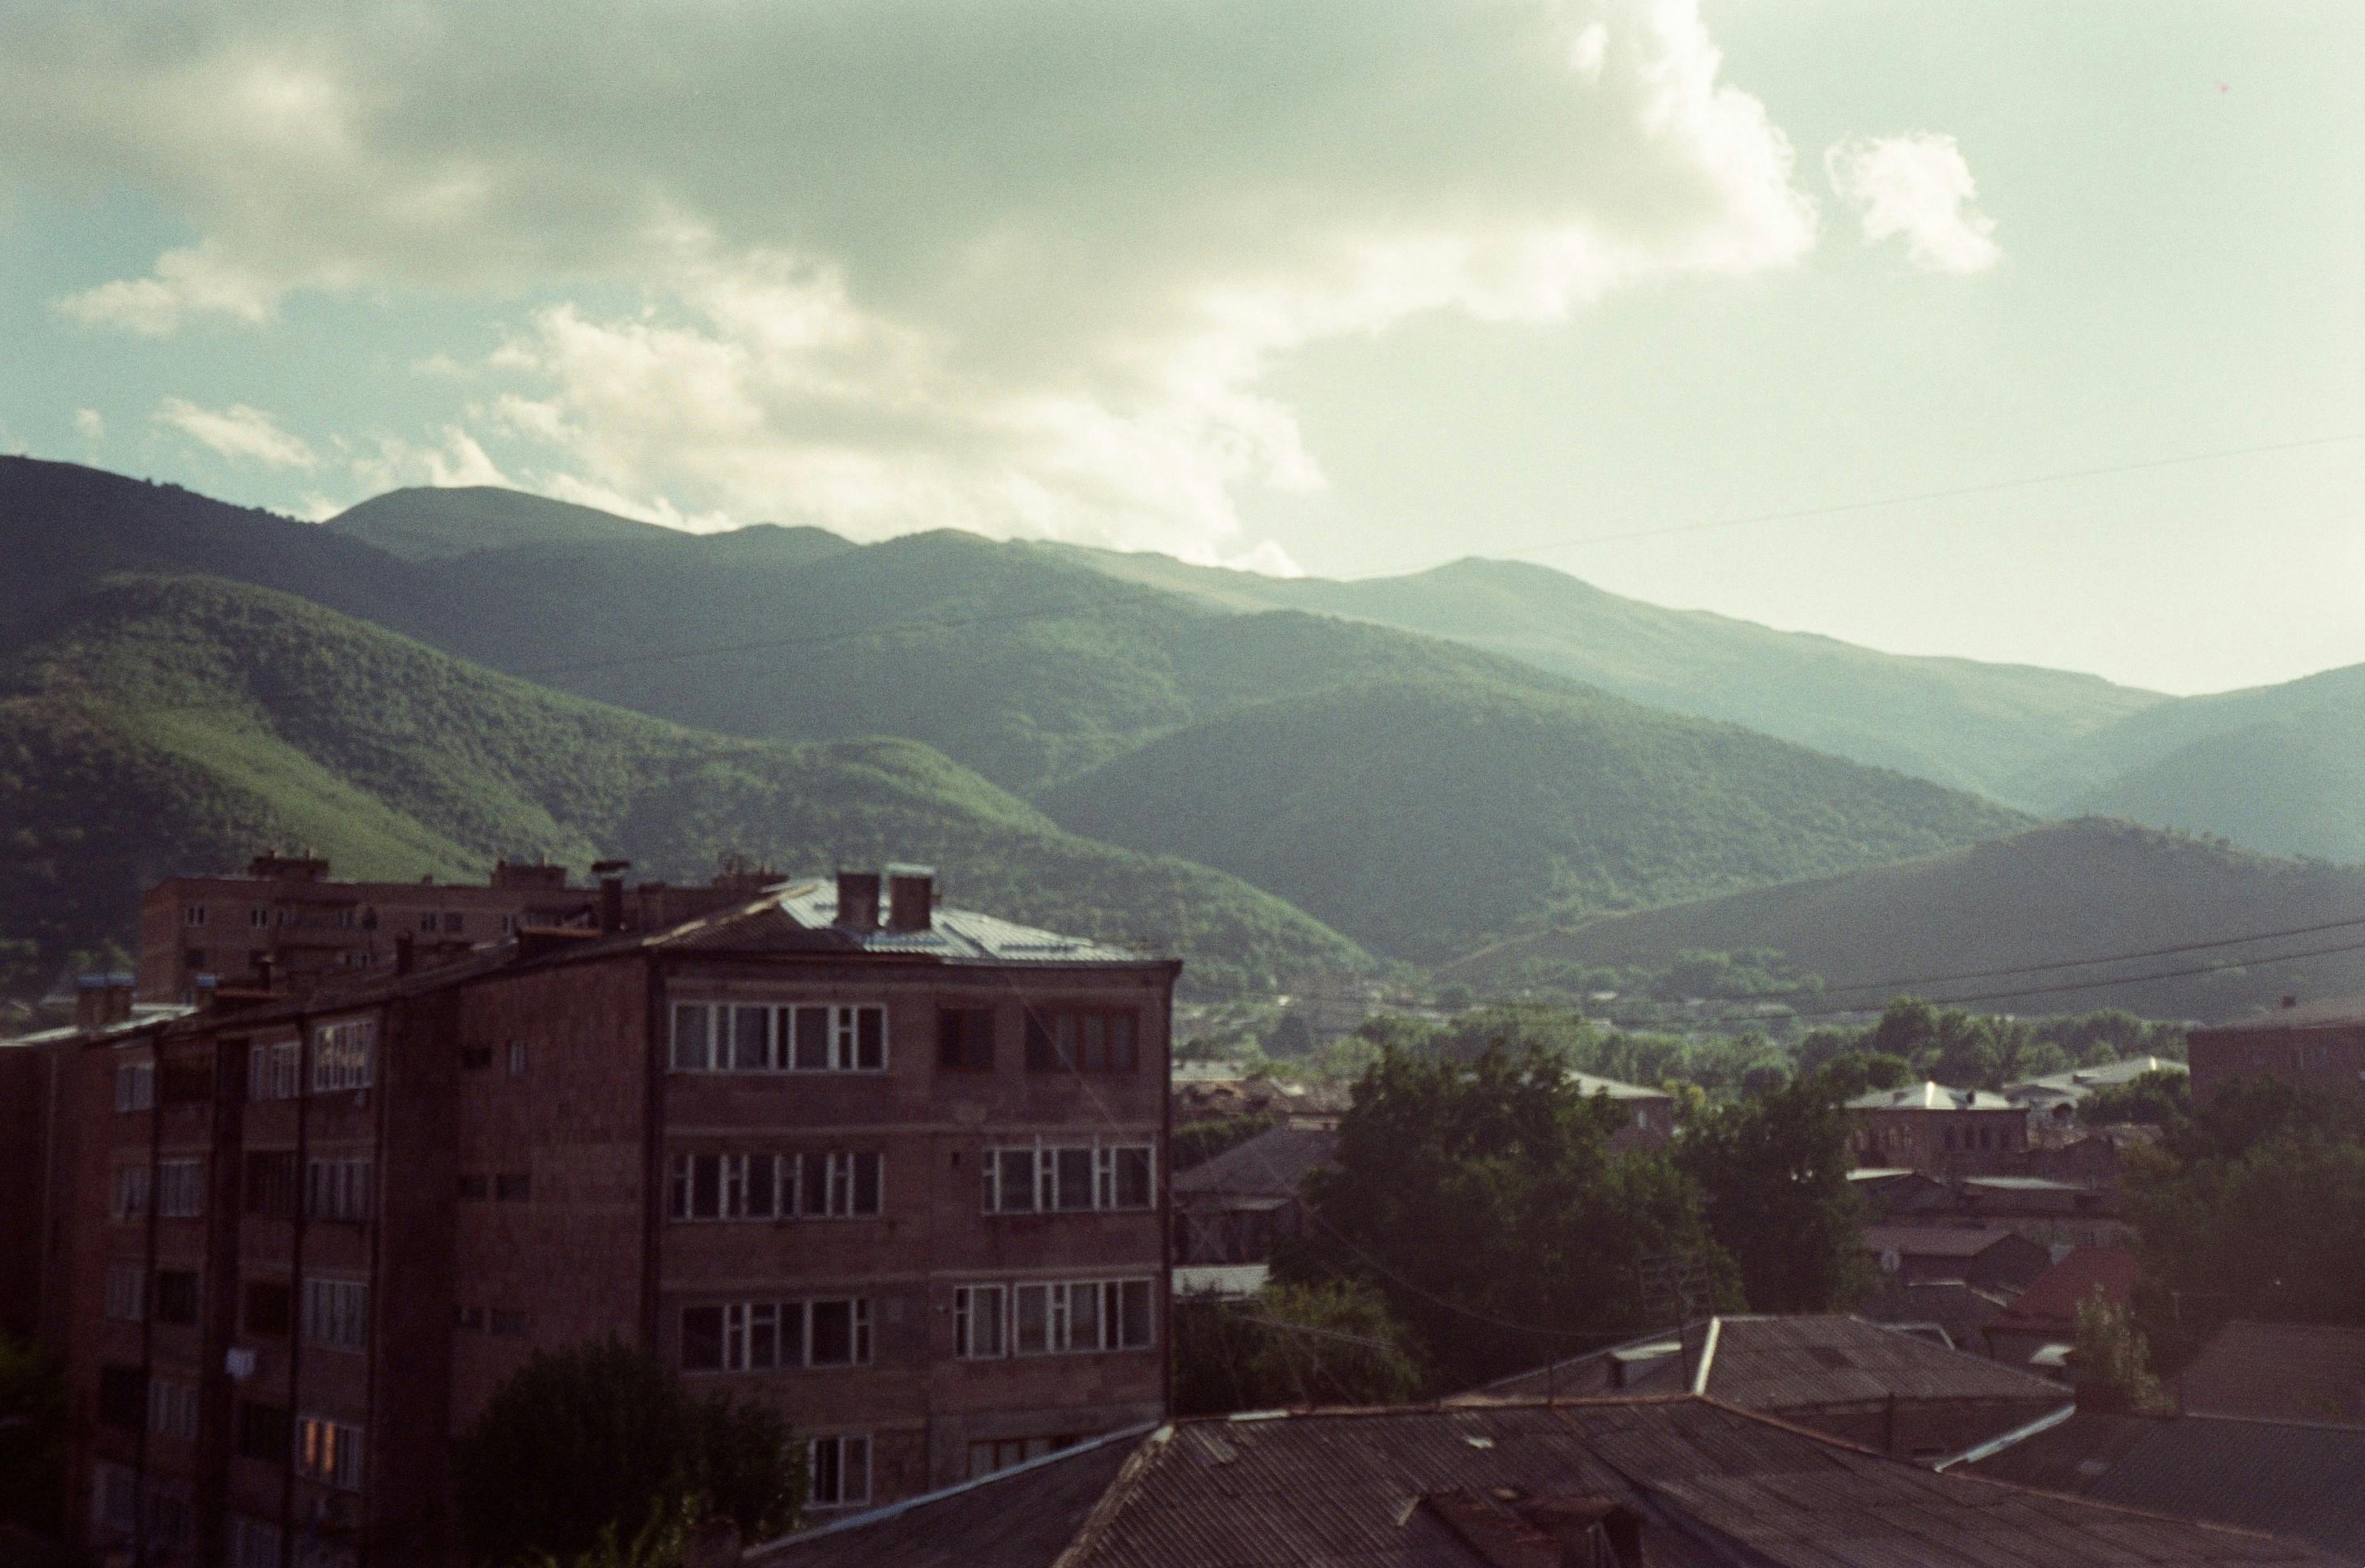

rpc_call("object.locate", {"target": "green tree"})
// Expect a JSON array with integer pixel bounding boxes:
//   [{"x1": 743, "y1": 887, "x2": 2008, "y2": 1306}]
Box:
[
  {"x1": 1816, "y1": 1051, "x2": 1912, "y2": 1100},
  {"x1": 1172, "y1": 1281, "x2": 1426, "y2": 1415},
  {"x1": 2081, "y1": 1069, "x2": 2191, "y2": 1126},
  {"x1": 1281, "y1": 1043, "x2": 1736, "y2": 1389},
  {"x1": 452, "y1": 1341, "x2": 799, "y2": 1566},
  {"x1": 2073, "y1": 1287, "x2": 2165, "y2": 1412},
  {"x1": 0, "y1": 1331, "x2": 65, "y2": 1535},
  {"x1": 1678, "y1": 1077, "x2": 1870, "y2": 1313}
]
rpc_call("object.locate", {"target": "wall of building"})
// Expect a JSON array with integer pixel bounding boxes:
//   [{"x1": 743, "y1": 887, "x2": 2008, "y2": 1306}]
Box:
[
  {"x1": 1849, "y1": 1108, "x2": 2029, "y2": 1175},
  {"x1": 2188, "y1": 1022, "x2": 2365, "y2": 1104}
]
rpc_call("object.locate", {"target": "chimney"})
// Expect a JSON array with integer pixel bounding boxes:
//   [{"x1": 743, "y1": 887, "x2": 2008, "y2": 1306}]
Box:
[
  {"x1": 886, "y1": 863, "x2": 936, "y2": 932},
  {"x1": 836, "y1": 870, "x2": 881, "y2": 932},
  {"x1": 592, "y1": 859, "x2": 632, "y2": 934}
]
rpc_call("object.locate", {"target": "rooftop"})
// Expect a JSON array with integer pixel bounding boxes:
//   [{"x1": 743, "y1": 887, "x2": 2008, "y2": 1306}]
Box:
[
  {"x1": 1173, "y1": 1123, "x2": 1338, "y2": 1201},
  {"x1": 1848, "y1": 1080, "x2": 2016, "y2": 1112},
  {"x1": 2180, "y1": 1321, "x2": 2365, "y2": 1428},
  {"x1": 651, "y1": 879, "x2": 1155, "y2": 966},
  {"x1": 752, "y1": 1395, "x2": 2337, "y2": 1567},
  {"x1": 1986, "y1": 1246, "x2": 2140, "y2": 1339},
  {"x1": 1862, "y1": 1223, "x2": 2037, "y2": 1259},
  {"x1": 1567, "y1": 1069, "x2": 1670, "y2": 1102},
  {"x1": 2005, "y1": 1056, "x2": 2189, "y2": 1100}
]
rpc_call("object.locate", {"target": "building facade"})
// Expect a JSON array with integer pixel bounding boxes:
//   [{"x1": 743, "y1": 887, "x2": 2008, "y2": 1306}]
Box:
[
  {"x1": 65, "y1": 868, "x2": 1176, "y2": 1566},
  {"x1": 1846, "y1": 1082, "x2": 2029, "y2": 1174},
  {"x1": 2188, "y1": 1009, "x2": 2365, "y2": 1104}
]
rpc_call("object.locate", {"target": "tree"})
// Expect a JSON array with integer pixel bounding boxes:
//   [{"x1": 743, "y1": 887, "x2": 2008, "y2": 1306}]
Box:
[
  {"x1": 1173, "y1": 1281, "x2": 1426, "y2": 1415},
  {"x1": 1265, "y1": 1011, "x2": 1316, "y2": 1059},
  {"x1": 0, "y1": 1331, "x2": 65, "y2": 1535},
  {"x1": 1280, "y1": 1043, "x2": 1737, "y2": 1390},
  {"x1": 452, "y1": 1341, "x2": 799, "y2": 1566},
  {"x1": 2080, "y1": 1069, "x2": 2190, "y2": 1126},
  {"x1": 2073, "y1": 1287, "x2": 2165, "y2": 1412},
  {"x1": 1815, "y1": 1051, "x2": 1912, "y2": 1100},
  {"x1": 1678, "y1": 1077, "x2": 1870, "y2": 1313}
]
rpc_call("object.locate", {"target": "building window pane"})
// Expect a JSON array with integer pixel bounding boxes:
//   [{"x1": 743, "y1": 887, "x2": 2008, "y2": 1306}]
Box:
[
  {"x1": 681, "y1": 1307, "x2": 723, "y2": 1371},
  {"x1": 733, "y1": 1005, "x2": 772, "y2": 1070},
  {"x1": 671, "y1": 1004, "x2": 711, "y2": 1071}
]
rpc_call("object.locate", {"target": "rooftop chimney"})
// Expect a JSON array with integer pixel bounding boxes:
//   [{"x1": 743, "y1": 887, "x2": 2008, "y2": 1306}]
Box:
[
  {"x1": 75, "y1": 972, "x2": 137, "y2": 1033},
  {"x1": 247, "y1": 848, "x2": 330, "y2": 881},
  {"x1": 836, "y1": 870, "x2": 881, "y2": 932},
  {"x1": 592, "y1": 859, "x2": 632, "y2": 934},
  {"x1": 886, "y1": 863, "x2": 936, "y2": 932},
  {"x1": 490, "y1": 857, "x2": 570, "y2": 891}
]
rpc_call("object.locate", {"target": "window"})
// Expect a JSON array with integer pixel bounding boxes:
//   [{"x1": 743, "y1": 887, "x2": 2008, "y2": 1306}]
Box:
[
  {"x1": 667, "y1": 1151, "x2": 882, "y2": 1221},
  {"x1": 1009, "y1": 1279, "x2": 1155, "y2": 1356},
  {"x1": 499, "y1": 914, "x2": 517, "y2": 936},
  {"x1": 250, "y1": 906, "x2": 272, "y2": 928},
  {"x1": 458, "y1": 1172, "x2": 490, "y2": 1201},
  {"x1": 302, "y1": 1278, "x2": 369, "y2": 1352},
  {"x1": 147, "y1": 1489, "x2": 194, "y2": 1556},
  {"x1": 297, "y1": 1415, "x2": 364, "y2": 1490},
  {"x1": 156, "y1": 1158, "x2": 205, "y2": 1218},
  {"x1": 954, "y1": 1284, "x2": 1005, "y2": 1359},
  {"x1": 245, "y1": 1150, "x2": 298, "y2": 1219},
  {"x1": 155, "y1": 1270, "x2": 201, "y2": 1326},
  {"x1": 184, "y1": 904, "x2": 208, "y2": 928},
  {"x1": 442, "y1": 911, "x2": 464, "y2": 934},
  {"x1": 507, "y1": 1040, "x2": 529, "y2": 1077},
  {"x1": 114, "y1": 1061, "x2": 155, "y2": 1112},
  {"x1": 938, "y1": 1007, "x2": 996, "y2": 1071},
  {"x1": 105, "y1": 1264, "x2": 146, "y2": 1322},
  {"x1": 148, "y1": 1376, "x2": 199, "y2": 1442},
  {"x1": 679, "y1": 1296, "x2": 872, "y2": 1372},
  {"x1": 983, "y1": 1143, "x2": 1154, "y2": 1214},
  {"x1": 93, "y1": 1461, "x2": 139, "y2": 1536},
  {"x1": 461, "y1": 1044, "x2": 493, "y2": 1070},
  {"x1": 456, "y1": 1305, "x2": 486, "y2": 1330},
  {"x1": 184, "y1": 948, "x2": 207, "y2": 971},
  {"x1": 311, "y1": 1018, "x2": 376, "y2": 1092},
  {"x1": 670, "y1": 1002, "x2": 886, "y2": 1073},
  {"x1": 495, "y1": 1172, "x2": 532, "y2": 1202},
  {"x1": 248, "y1": 1041, "x2": 299, "y2": 1101},
  {"x1": 306, "y1": 1157, "x2": 375, "y2": 1223},
  {"x1": 807, "y1": 1434, "x2": 870, "y2": 1509},
  {"x1": 229, "y1": 1514, "x2": 283, "y2": 1568},
  {"x1": 491, "y1": 1309, "x2": 529, "y2": 1336},
  {"x1": 98, "y1": 1365, "x2": 148, "y2": 1430},
  {"x1": 246, "y1": 1279, "x2": 293, "y2": 1337},
  {"x1": 967, "y1": 1435, "x2": 1078, "y2": 1480},
  {"x1": 237, "y1": 1400, "x2": 293, "y2": 1462},
  {"x1": 1023, "y1": 1009, "x2": 1139, "y2": 1073},
  {"x1": 111, "y1": 1164, "x2": 150, "y2": 1220},
  {"x1": 418, "y1": 913, "x2": 438, "y2": 933}
]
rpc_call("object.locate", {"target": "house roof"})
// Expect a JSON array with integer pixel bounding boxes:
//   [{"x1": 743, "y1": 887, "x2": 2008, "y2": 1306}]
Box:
[
  {"x1": 1173, "y1": 1124, "x2": 1337, "y2": 1200},
  {"x1": 2193, "y1": 993, "x2": 2365, "y2": 1035},
  {"x1": 2179, "y1": 1321, "x2": 2365, "y2": 1428},
  {"x1": 1567, "y1": 1070, "x2": 1669, "y2": 1103},
  {"x1": 1862, "y1": 1223, "x2": 2038, "y2": 1260},
  {"x1": 1849, "y1": 1080, "x2": 2016, "y2": 1112},
  {"x1": 1858, "y1": 1280, "x2": 2017, "y2": 1352},
  {"x1": 1986, "y1": 1246, "x2": 2140, "y2": 1338},
  {"x1": 1964, "y1": 1410, "x2": 2365, "y2": 1562},
  {"x1": 2004, "y1": 1056, "x2": 2188, "y2": 1101},
  {"x1": 1472, "y1": 1315, "x2": 2068, "y2": 1412},
  {"x1": 752, "y1": 1396, "x2": 2340, "y2": 1567},
  {"x1": 2, "y1": 1003, "x2": 195, "y2": 1048},
  {"x1": 648, "y1": 880, "x2": 1155, "y2": 966}
]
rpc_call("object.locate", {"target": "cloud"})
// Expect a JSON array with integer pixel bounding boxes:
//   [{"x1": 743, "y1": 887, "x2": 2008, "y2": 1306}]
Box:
[
  {"x1": 72, "y1": 408, "x2": 104, "y2": 441},
  {"x1": 10, "y1": 1, "x2": 1828, "y2": 562},
  {"x1": 344, "y1": 425, "x2": 511, "y2": 493},
  {"x1": 1824, "y1": 133, "x2": 2000, "y2": 275},
  {"x1": 152, "y1": 397, "x2": 315, "y2": 469}
]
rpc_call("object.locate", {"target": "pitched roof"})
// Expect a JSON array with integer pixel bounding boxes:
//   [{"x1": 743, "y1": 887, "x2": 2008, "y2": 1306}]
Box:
[
  {"x1": 1849, "y1": 1080, "x2": 2016, "y2": 1112},
  {"x1": 1862, "y1": 1223, "x2": 2040, "y2": 1260},
  {"x1": 756, "y1": 1396, "x2": 2341, "y2": 1566},
  {"x1": 1858, "y1": 1279, "x2": 2017, "y2": 1352},
  {"x1": 1172, "y1": 1124, "x2": 1337, "y2": 1200},
  {"x1": 1567, "y1": 1070, "x2": 1669, "y2": 1102},
  {"x1": 2179, "y1": 1321, "x2": 2365, "y2": 1427},
  {"x1": 2004, "y1": 1056, "x2": 2187, "y2": 1101},
  {"x1": 649, "y1": 880, "x2": 1154, "y2": 966},
  {"x1": 1964, "y1": 1410, "x2": 2365, "y2": 1562},
  {"x1": 1472, "y1": 1315, "x2": 2069, "y2": 1412},
  {"x1": 1986, "y1": 1246, "x2": 2140, "y2": 1338}
]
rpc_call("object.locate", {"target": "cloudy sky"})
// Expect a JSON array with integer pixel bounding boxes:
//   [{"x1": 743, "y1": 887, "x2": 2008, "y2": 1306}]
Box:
[{"x1": 2, "y1": 1, "x2": 2359, "y2": 695}]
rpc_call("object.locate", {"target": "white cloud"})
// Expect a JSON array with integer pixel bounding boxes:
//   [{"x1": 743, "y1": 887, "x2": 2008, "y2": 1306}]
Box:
[
  {"x1": 152, "y1": 397, "x2": 315, "y2": 469},
  {"x1": 1824, "y1": 133, "x2": 2000, "y2": 275},
  {"x1": 10, "y1": 1, "x2": 1832, "y2": 561},
  {"x1": 345, "y1": 425, "x2": 511, "y2": 493},
  {"x1": 72, "y1": 408, "x2": 104, "y2": 441}
]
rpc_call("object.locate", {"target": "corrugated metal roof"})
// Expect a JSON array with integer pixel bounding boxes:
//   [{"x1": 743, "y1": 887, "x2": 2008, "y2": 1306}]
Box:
[
  {"x1": 1173, "y1": 1125, "x2": 1338, "y2": 1199},
  {"x1": 2180, "y1": 1321, "x2": 2365, "y2": 1428},
  {"x1": 1862, "y1": 1223, "x2": 2033, "y2": 1259},
  {"x1": 1566, "y1": 1071, "x2": 1670, "y2": 1102},
  {"x1": 1848, "y1": 1081, "x2": 2016, "y2": 1112},
  {"x1": 1986, "y1": 1246, "x2": 2140, "y2": 1337},
  {"x1": 2003, "y1": 1056, "x2": 2187, "y2": 1099}
]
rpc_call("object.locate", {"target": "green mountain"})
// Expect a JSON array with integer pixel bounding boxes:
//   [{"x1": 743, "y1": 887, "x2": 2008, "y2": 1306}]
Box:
[
  {"x1": 0, "y1": 574, "x2": 1370, "y2": 994},
  {"x1": 1444, "y1": 817, "x2": 2365, "y2": 1022},
  {"x1": 325, "y1": 486, "x2": 689, "y2": 560},
  {"x1": 1044, "y1": 546, "x2": 2166, "y2": 807},
  {"x1": 1035, "y1": 673, "x2": 2030, "y2": 962}
]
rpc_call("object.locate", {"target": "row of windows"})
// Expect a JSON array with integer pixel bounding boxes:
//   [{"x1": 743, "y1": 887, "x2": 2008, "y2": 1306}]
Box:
[
  {"x1": 303, "y1": 1278, "x2": 369, "y2": 1352},
  {"x1": 808, "y1": 1433, "x2": 870, "y2": 1510},
  {"x1": 241, "y1": 1151, "x2": 377, "y2": 1223},
  {"x1": 118, "y1": 1019, "x2": 377, "y2": 1116},
  {"x1": 455, "y1": 1305, "x2": 531, "y2": 1335},
  {"x1": 671, "y1": 1003, "x2": 888, "y2": 1074},
  {"x1": 669, "y1": 1151, "x2": 882, "y2": 1222},
  {"x1": 981, "y1": 1144, "x2": 1154, "y2": 1215},
  {"x1": 105, "y1": 1266, "x2": 200, "y2": 1326},
  {"x1": 681, "y1": 1297, "x2": 872, "y2": 1373},
  {"x1": 457, "y1": 1172, "x2": 533, "y2": 1202},
  {"x1": 953, "y1": 1279, "x2": 1156, "y2": 1359}
]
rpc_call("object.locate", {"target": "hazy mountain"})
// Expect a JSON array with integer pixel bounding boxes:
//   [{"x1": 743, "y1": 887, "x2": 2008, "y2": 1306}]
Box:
[
  {"x1": 325, "y1": 485, "x2": 690, "y2": 560},
  {"x1": 1046, "y1": 546, "x2": 2166, "y2": 807},
  {"x1": 0, "y1": 574, "x2": 1370, "y2": 993},
  {"x1": 1035, "y1": 672, "x2": 2029, "y2": 962},
  {"x1": 1444, "y1": 817, "x2": 2365, "y2": 1022}
]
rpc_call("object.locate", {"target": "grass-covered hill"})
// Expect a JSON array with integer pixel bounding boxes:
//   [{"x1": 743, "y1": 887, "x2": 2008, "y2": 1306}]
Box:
[
  {"x1": 1444, "y1": 817, "x2": 2365, "y2": 1022},
  {"x1": 0, "y1": 575, "x2": 1370, "y2": 994},
  {"x1": 1035, "y1": 673, "x2": 2031, "y2": 962},
  {"x1": 324, "y1": 486, "x2": 700, "y2": 560},
  {"x1": 1045, "y1": 546, "x2": 2166, "y2": 808}
]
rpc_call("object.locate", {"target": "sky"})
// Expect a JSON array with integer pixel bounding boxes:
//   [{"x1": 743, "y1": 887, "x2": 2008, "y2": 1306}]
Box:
[{"x1": 1, "y1": 1, "x2": 2359, "y2": 696}]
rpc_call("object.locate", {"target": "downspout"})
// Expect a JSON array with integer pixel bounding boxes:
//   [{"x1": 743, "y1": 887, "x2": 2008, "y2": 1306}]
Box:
[{"x1": 280, "y1": 1010, "x2": 313, "y2": 1568}]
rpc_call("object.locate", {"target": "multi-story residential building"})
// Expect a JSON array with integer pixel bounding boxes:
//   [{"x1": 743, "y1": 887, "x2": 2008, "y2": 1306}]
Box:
[
  {"x1": 135, "y1": 850, "x2": 784, "y2": 1005},
  {"x1": 1845, "y1": 1081, "x2": 2028, "y2": 1174},
  {"x1": 64, "y1": 865, "x2": 1176, "y2": 1567},
  {"x1": 2188, "y1": 999, "x2": 2365, "y2": 1104}
]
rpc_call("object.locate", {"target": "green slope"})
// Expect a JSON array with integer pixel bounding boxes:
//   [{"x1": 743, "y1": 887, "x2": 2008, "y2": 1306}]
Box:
[
  {"x1": 1035, "y1": 673, "x2": 2030, "y2": 962},
  {"x1": 1044, "y1": 547, "x2": 2165, "y2": 808},
  {"x1": 1444, "y1": 817, "x2": 2365, "y2": 1022},
  {"x1": 325, "y1": 486, "x2": 684, "y2": 560},
  {"x1": 0, "y1": 576, "x2": 1370, "y2": 994}
]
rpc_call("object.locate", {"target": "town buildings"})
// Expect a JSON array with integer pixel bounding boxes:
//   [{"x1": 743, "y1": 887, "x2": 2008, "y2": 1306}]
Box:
[
  {"x1": 52, "y1": 864, "x2": 1176, "y2": 1566},
  {"x1": 2188, "y1": 999, "x2": 2365, "y2": 1104},
  {"x1": 1845, "y1": 1081, "x2": 2029, "y2": 1173}
]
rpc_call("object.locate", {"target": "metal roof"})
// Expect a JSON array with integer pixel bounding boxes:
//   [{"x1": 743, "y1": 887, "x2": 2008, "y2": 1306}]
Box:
[
  {"x1": 1849, "y1": 1080, "x2": 2016, "y2": 1112},
  {"x1": 2, "y1": 1004, "x2": 195, "y2": 1048},
  {"x1": 1173, "y1": 1124, "x2": 1337, "y2": 1201},
  {"x1": 1862, "y1": 1223, "x2": 2039, "y2": 1259},
  {"x1": 757, "y1": 1395, "x2": 2346, "y2": 1566},
  {"x1": 1566, "y1": 1070, "x2": 1670, "y2": 1102},
  {"x1": 1986, "y1": 1246, "x2": 2140, "y2": 1338},
  {"x1": 2004, "y1": 1056, "x2": 2188, "y2": 1100},
  {"x1": 2180, "y1": 1321, "x2": 2365, "y2": 1428},
  {"x1": 652, "y1": 880, "x2": 1156, "y2": 966}
]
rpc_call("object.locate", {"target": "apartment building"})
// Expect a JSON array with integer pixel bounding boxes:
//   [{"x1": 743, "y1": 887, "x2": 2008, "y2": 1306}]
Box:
[
  {"x1": 66, "y1": 866, "x2": 1176, "y2": 1567},
  {"x1": 2188, "y1": 997, "x2": 2365, "y2": 1104}
]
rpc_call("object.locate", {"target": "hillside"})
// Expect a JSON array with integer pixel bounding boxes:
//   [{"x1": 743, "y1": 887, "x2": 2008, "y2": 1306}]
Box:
[
  {"x1": 0, "y1": 575, "x2": 1371, "y2": 994},
  {"x1": 1443, "y1": 817, "x2": 2365, "y2": 1022},
  {"x1": 1047, "y1": 546, "x2": 2165, "y2": 807},
  {"x1": 325, "y1": 486, "x2": 690, "y2": 560},
  {"x1": 1035, "y1": 673, "x2": 2030, "y2": 962}
]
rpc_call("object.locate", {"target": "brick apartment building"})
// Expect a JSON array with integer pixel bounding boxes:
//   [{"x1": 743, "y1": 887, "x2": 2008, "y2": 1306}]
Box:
[
  {"x1": 58, "y1": 864, "x2": 1176, "y2": 1567},
  {"x1": 137, "y1": 851, "x2": 786, "y2": 1005},
  {"x1": 2188, "y1": 997, "x2": 2365, "y2": 1103},
  {"x1": 1846, "y1": 1081, "x2": 2029, "y2": 1174}
]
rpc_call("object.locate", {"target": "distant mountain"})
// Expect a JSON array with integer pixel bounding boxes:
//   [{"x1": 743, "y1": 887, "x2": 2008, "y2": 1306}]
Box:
[
  {"x1": 0, "y1": 575, "x2": 1370, "y2": 994},
  {"x1": 1036, "y1": 673, "x2": 2030, "y2": 962},
  {"x1": 1444, "y1": 818, "x2": 2365, "y2": 1022},
  {"x1": 325, "y1": 486, "x2": 687, "y2": 559},
  {"x1": 1047, "y1": 546, "x2": 2166, "y2": 808}
]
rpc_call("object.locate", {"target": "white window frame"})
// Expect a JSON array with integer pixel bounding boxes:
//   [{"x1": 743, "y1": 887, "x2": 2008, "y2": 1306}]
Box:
[
  {"x1": 104, "y1": 1264, "x2": 146, "y2": 1322},
  {"x1": 954, "y1": 1284, "x2": 1005, "y2": 1359},
  {"x1": 111, "y1": 1164, "x2": 150, "y2": 1221},
  {"x1": 669, "y1": 1001, "x2": 888, "y2": 1074},
  {"x1": 680, "y1": 1296, "x2": 872, "y2": 1373},
  {"x1": 115, "y1": 1061, "x2": 155, "y2": 1113},
  {"x1": 806, "y1": 1433, "x2": 872, "y2": 1510},
  {"x1": 94, "y1": 1460, "x2": 139, "y2": 1536},
  {"x1": 983, "y1": 1142, "x2": 1154, "y2": 1215},
  {"x1": 156, "y1": 1158, "x2": 205, "y2": 1219},
  {"x1": 1008, "y1": 1277, "x2": 1156, "y2": 1357},
  {"x1": 302, "y1": 1277, "x2": 370, "y2": 1353},
  {"x1": 296, "y1": 1414, "x2": 364, "y2": 1491},
  {"x1": 183, "y1": 904, "x2": 208, "y2": 928},
  {"x1": 148, "y1": 1376, "x2": 200, "y2": 1442},
  {"x1": 668, "y1": 1150, "x2": 881, "y2": 1222},
  {"x1": 249, "y1": 906, "x2": 272, "y2": 929},
  {"x1": 306, "y1": 1156, "x2": 375, "y2": 1223},
  {"x1": 248, "y1": 1040, "x2": 299, "y2": 1102},
  {"x1": 310, "y1": 1019, "x2": 376, "y2": 1093}
]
